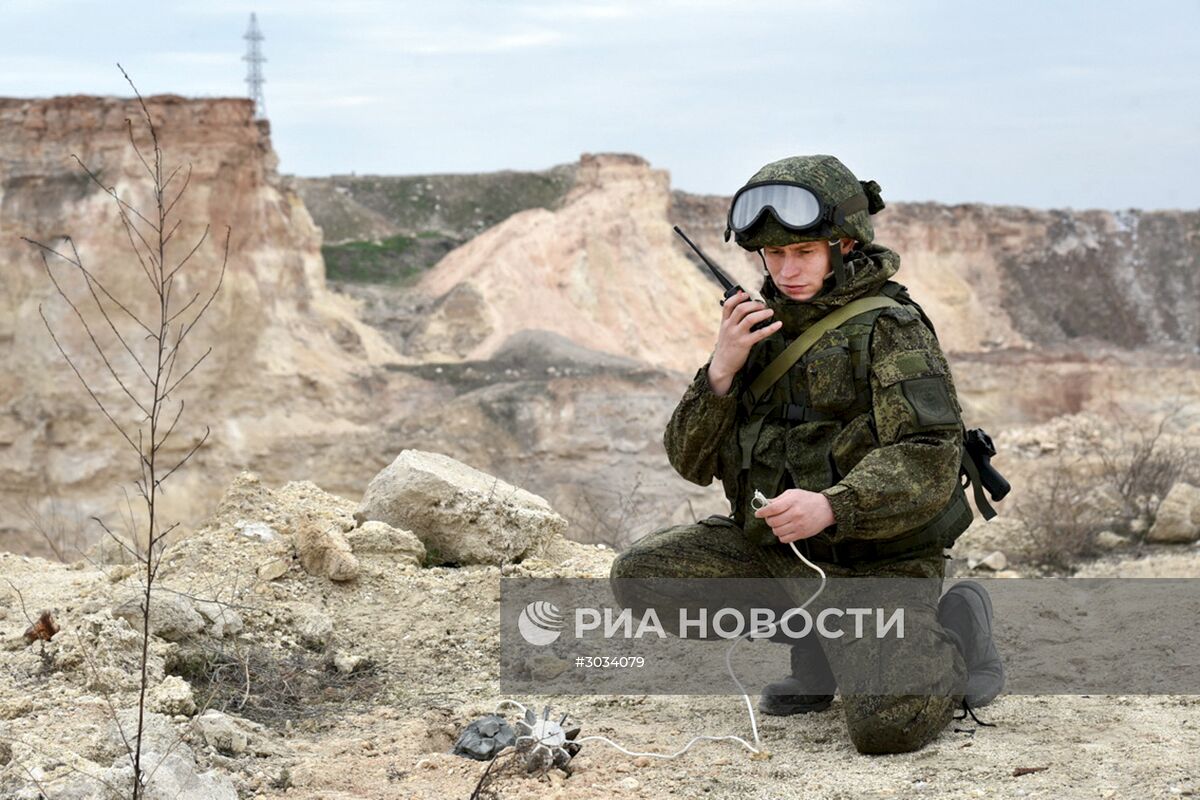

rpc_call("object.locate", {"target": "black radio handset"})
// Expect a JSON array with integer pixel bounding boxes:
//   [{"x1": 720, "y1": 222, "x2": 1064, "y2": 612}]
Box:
[{"x1": 673, "y1": 226, "x2": 771, "y2": 331}]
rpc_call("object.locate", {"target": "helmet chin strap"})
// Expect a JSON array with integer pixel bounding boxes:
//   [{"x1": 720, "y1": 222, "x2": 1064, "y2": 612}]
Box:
[{"x1": 823, "y1": 239, "x2": 854, "y2": 291}]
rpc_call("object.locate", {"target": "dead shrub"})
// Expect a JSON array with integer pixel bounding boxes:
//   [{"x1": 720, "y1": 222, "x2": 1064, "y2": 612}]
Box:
[
  {"x1": 166, "y1": 640, "x2": 381, "y2": 732},
  {"x1": 1014, "y1": 400, "x2": 1197, "y2": 570}
]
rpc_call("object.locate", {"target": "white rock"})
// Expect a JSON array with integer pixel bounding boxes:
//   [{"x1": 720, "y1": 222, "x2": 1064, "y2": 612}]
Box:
[
  {"x1": 355, "y1": 450, "x2": 566, "y2": 565},
  {"x1": 111, "y1": 591, "x2": 205, "y2": 642},
  {"x1": 979, "y1": 551, "x2": 1008, "y2": 571},
  {"x1": 1147, "y1": 483, "x2": 1200, "y2": 543},
  {"x1": 194, "y1": 600, "x2": 244, "y2": 638},
  {"x1": 293, "y1": 603, "x2": 335, "y2": 650},
  {"x1": 234, "y1": 519, "x2": 278, "y2": 542},
  {"x1": 345, "y1": 520, "x2": 426, "y2": 567},
  {"x1": 257, "y1": 558, "x2": 290, "y2": 581},
  {"x1": 197, "y1": 710, "x2": 284, "y2": 757},
  {"x1": 150, "y1": 675, "x2": 197, "y2": 716},
  {"x1": 295, "y1": 515, "x2": 359, "y2": 581},
  {"x1": 333, "y1": 651, "x2": 368, "y2": 674}
]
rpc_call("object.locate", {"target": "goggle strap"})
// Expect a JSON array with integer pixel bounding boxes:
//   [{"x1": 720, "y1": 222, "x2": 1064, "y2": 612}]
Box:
[{"x1": 832, "y1": 193, "x2": 869, "y2": 226}]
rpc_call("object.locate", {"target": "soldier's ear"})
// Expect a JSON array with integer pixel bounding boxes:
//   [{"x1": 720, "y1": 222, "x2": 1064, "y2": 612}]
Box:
[{"x1": 839, "y1": 238, "x2": 856, "y2": 254}]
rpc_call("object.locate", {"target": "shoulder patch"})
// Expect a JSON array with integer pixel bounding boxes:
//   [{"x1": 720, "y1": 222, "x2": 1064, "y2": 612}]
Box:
[{"x1": 872, "y1": 348, "x2": 941, "y2": 387}]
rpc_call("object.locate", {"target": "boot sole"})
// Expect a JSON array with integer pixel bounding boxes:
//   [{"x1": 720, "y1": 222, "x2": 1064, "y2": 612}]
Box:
[{"x1": 758, "y1": 695, "x2": 834, "y2": 716}]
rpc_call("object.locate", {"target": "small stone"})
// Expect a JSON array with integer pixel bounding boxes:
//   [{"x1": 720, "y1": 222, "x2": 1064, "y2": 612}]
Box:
[
  {"x1": 527, "y1": 654, "x2": 569, "y2": 681},
  {"x1": 295, "y1": 516, "x2": 359, "y2": 581},
  {"x1": 345, "y1": 521, "x2": 426, "y2": 567},
  {"x1": 107, "y1": 564, "x2": 137, "y2": 582},
  {"x1": 197, "y1": 710, "x2": 282, "y2": 757},
  {"x1": 633, "y1": 756, "x2": 651, "y2": 768},
  {"x1": 257, "y1": 558, "x2": 290, "y2": 581},
  {"x1": 194, "y1": 600, "x2": 243, "y2": 638},
  {"x1": 334, "y1": 651, "x2": 368, "y2": 674},
  {"x1": 979, "y1": 551, "x2": 1007, "y2": 571},
  {"x1": 416, "y1": 758, "x2": 437, "y2": 770},
  {"x1": 617, "y1": 777, "x2": 640, "y2": 790},
  {"x1": 234, "y1": 520, "x2": 278, "y2": 542},
  {"x1": 1094, "y1": 531, "x2": 1128, "y2": 551},
  {"x1": 149, "y1": 675, "x2": 196, "y2": 716},
  {"x1": 294, "y1": 604, "x2": 334, "y2": 650}
]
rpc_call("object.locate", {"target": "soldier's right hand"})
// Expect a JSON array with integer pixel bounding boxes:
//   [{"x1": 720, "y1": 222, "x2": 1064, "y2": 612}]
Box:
[{"x1": 707, "y1": 291, "x2": 781, "y2": 396}]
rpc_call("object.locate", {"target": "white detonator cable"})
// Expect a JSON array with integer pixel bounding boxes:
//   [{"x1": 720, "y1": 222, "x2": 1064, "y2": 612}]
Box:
[{"x1": 497, "y1": 489, "x2": 827, "y2": 760}]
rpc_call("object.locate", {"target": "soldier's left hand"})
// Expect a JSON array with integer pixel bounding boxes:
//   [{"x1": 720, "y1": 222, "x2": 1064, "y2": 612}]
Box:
[{"x1": 753, "y1": 489, "x2": 835, "y2": 543}]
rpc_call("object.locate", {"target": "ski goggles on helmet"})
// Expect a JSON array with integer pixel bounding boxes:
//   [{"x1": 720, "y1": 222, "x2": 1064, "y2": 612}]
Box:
[{"x1": 726, "y1": 180, "x2": 869, "y2": 238}]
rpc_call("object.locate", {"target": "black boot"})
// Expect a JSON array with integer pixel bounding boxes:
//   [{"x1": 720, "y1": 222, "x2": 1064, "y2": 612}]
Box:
[
  {"x1": 938, "y1": 580, "x2": 1005, "y2": 708},
  {"x1": 758, "y1": 634, "x2": 836, "y2": 716}
]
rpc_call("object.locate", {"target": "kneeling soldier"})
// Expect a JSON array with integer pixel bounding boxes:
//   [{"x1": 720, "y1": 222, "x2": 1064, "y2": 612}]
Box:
[{"x1": 611, "y1": 154, "x2": 1004, "y2": 755}]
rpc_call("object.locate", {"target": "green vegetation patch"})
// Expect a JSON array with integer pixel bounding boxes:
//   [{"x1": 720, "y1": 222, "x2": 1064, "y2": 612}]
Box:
[{"x1": 323, "y1": 233, "x2": 429, "y2": 285}]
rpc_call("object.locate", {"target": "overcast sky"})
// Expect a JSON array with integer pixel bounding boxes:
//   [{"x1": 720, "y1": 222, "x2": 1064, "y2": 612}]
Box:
[{"x1": 3, "y1": 0, "x2": 1198, "y2": 210}]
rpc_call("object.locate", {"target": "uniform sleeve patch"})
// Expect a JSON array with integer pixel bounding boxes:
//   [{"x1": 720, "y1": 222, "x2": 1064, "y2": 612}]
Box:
[{"x1": 900, "y1": 376, "x2": 959, "y2": 427}]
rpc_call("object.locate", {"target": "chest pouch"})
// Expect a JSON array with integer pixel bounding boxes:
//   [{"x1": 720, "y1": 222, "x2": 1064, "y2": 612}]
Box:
[{"x1": 803, "y1": 329, "x2": 857, "y2": 412}]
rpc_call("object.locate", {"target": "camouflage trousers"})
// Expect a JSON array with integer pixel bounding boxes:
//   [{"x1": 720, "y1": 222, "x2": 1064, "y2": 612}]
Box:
[{"x1": 609, "y1": 516, "x2": 968, "y2": 755}]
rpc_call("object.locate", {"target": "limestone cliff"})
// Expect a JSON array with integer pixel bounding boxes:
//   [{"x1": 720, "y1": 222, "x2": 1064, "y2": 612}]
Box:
[
  {"x1": 0, "y1": 95, "x2": 402, "y2": 553},
  {"x1": 400, "y1": 153, "x2": 759, "y2": 372}
]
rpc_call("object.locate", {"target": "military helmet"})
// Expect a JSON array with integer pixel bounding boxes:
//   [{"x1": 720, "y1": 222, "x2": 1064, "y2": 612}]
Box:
[{"x1": 725, "y1": 154, "x2": 885, "y2": 251}]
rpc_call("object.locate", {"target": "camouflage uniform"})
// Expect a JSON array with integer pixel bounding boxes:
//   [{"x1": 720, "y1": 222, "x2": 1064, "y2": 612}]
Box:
[{"x1": 611, "y1": 156, "x2": 970, "y2": 754}]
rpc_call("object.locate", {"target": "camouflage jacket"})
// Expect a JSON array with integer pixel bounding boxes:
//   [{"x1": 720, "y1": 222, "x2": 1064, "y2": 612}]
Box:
[{"x1": 664, "y1": 243, "x2": 966, "y2": 547}]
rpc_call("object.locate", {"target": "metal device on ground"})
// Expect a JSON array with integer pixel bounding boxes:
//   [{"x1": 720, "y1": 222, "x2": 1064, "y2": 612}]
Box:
[{"x1": 494, "y1": 487, "x2": 827, "y2": 763}]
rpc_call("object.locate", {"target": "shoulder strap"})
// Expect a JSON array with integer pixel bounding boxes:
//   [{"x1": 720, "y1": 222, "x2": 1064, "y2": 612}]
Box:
[
  {"x1": 880, "y1": 280, "x2": 939, "y2": 341},
  {"x1": 747, "y1": 295, "x2": 901, "y2": 405}
]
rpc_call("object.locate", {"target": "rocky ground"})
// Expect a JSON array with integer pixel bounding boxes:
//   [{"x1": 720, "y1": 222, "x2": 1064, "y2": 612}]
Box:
[{"x1": 1, "y1": 457, "x2": 1198, "y2": 800}]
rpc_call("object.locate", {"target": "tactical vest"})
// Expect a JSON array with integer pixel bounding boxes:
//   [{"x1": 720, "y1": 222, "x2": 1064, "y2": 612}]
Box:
[{"x1": 732, "y1": 280, "x2": 976, "y2": 564}]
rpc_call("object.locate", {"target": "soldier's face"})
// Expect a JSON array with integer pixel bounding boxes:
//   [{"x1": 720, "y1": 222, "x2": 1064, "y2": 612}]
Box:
[{"x1": 761, "y1": 238, "x2": 855, "y2": 301}]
